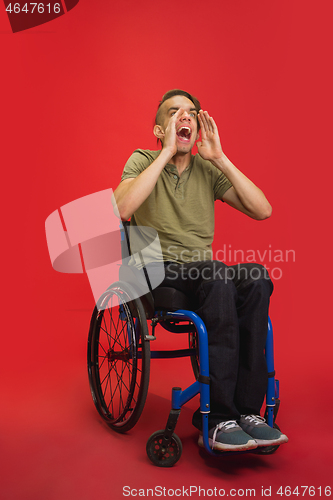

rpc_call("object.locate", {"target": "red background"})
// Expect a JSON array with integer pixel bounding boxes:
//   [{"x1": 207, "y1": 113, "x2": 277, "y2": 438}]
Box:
[{"x1": 1, "y1": 1, "x2": 332, "y2": 499}]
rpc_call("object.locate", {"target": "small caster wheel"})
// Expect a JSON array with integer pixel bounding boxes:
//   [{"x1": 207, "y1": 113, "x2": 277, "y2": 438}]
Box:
[
  {"x1": 146, "y1": 430, "x2": 182, "y2": 467},
  {"x1": 255, "y1": 423, "x2": 281, "y2": 455}
]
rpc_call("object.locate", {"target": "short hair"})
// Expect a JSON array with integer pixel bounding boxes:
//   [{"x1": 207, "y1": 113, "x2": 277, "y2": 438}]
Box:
[{"x1": 155, "y1": 89, "x2": 201, "y2": 129}]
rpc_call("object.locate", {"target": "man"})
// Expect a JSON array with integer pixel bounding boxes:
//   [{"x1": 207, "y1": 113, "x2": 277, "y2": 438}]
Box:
[{"x1": 114, "y1": 89, "x2": 288, "y2": 452}]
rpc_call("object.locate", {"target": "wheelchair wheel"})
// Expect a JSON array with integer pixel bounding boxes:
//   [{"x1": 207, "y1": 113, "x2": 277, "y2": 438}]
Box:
[
  {"x1": 146, "y1": 430, "x2": 182, "y2": 467},
  {"x1": 87, "y1": 281, "x2": 150, "y2": 433}
]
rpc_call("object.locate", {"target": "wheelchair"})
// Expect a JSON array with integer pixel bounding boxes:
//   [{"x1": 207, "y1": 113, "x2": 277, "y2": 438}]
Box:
[{"x1": 87, "y1": 221, "x2": 281, "y2": 467}]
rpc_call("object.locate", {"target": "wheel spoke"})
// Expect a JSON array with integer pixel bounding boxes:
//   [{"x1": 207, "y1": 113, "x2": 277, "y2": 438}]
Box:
[
  {"x1": 111, "y1": 359, "x2": 133, "y2": 399},
  {"x1": 102, "y1": 368, "x2": 113, "y2": 416},
  {"x1": 112, "y1": 321, "x2": 128, "y2": 350},
  {"x1": 108, "y1": 367, "x2": 123, "y2": 415},
  {"x1": 98, "y1": 341, "x2": 108, "y2": 356},
  {"x1": 98, "y1": 354, "x2": 108, "y2": 370}
]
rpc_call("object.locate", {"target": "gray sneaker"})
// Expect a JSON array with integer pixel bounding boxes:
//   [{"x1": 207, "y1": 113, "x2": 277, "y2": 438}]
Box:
[
  {"x1": 198, "y1": 420, "x2": 258, "y2": 452},
  {"x1": 238, "y1": 415, "x2": 288, "y2": 446}
]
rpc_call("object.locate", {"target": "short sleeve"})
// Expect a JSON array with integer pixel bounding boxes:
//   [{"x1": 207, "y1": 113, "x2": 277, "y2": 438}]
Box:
[
  {"x1": 121, "y1": 149, "x2": 158, "y2": 181},
  {"x1": 213, "y1": 171, "x2": 233, "y2": 201}
]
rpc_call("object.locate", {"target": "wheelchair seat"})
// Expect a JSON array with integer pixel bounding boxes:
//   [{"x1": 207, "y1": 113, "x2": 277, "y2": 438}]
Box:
[
  {"x1": 152, "y1": 287, "x2": 192, "y2": 311},
  {"x1": 118, "y1": 259, "x2": 193, "y2": 316}
]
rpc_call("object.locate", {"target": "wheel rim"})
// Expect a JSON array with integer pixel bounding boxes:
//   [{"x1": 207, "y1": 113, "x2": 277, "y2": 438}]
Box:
[
  {"x1": 91, "y1": 287, "x2": 144, "y2": 427},
  {"x1": 147, "y1": 432, "x2": 182, "y2": 467},
  {"x1": 152, "y1": 437, "x2": 177, "y2": 461}
]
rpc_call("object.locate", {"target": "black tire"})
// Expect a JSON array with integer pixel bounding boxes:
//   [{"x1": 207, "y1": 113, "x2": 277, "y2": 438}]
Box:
[
  {"x1": 189, "y1": 331, "x2": 199, "y2": 379},
  {"x1": 255, "y1": 423, "x2": 281, "y2": 455},
  {"x1": 87, "y1": 282, "x2": 150, "y2": 433},
  {"x1": 146, "y1": 430, "x2": 182, "y2": 467}
]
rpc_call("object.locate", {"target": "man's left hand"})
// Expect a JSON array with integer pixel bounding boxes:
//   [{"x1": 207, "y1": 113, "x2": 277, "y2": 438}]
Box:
[{"x1": 196, "y1": 110, "x2": 224, "y2": 162}]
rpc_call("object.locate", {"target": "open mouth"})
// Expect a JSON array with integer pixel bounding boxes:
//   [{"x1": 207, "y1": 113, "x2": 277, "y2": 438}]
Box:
[{"x1": 176, "y1": 126, "x2": 192, "y2": 142}]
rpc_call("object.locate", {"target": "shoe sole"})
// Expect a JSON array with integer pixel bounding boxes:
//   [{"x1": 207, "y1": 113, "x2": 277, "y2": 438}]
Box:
[
  {"x1": 255, "y1": 434, "x2": 289, "y2": 447},
  {"x1": 198, "y1": 434, "x2": 258, "y2": 452}
]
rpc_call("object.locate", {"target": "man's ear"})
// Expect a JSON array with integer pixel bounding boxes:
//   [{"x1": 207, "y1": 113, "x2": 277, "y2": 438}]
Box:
[{"x1": 153, "y1": 124, "x2": 165, "y2": 140}]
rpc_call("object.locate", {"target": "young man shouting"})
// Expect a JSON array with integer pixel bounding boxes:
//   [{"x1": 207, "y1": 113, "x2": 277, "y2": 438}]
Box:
[{"x1": 113, "y1": 89, "x2": 288, "y2": 452}]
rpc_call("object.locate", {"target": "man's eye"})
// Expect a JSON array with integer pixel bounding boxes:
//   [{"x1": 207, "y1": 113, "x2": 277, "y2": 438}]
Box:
[{"x1": 190, "y1": 112, "x2": 196, "y2": 117}]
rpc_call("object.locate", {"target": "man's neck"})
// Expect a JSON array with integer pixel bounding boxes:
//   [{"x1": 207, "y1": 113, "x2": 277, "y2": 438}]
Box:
[{"x1": 168, "y1": 151, "x2": 192, "y2": 176}]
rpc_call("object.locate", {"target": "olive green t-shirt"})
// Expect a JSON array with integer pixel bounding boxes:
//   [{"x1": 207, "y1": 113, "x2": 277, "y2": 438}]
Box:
[{"x1": 121, "y1": 149, "x2": 232, "y2": 266}]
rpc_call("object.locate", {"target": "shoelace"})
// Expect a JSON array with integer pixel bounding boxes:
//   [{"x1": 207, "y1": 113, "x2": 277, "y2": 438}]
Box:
[
  {"x1": 242, "y1": 414, "x2": 266, "y2": 426},
  {"x1": 211, "y1": 420, "x2": 238, "y2": 449}
]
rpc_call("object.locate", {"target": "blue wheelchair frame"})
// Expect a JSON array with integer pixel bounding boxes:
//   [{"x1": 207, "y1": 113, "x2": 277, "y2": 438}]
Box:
[{"x1": 129, "y1": 309, "x2": 279, "y2": 458}]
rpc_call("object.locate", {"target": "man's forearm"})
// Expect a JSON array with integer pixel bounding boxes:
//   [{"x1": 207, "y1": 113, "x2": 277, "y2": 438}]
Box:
[
  {"x1": 113, "y1": 149, "x2": 174, "y2": 220},
  {"x1": 212, "y1": 154, "x2": 272, "y2": 220}
]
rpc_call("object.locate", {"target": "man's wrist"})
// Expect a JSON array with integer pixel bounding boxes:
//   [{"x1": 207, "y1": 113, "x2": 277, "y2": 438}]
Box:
[
  {"x1": 160, "y1": 146, "x2": 175, "y2": 164},
  {"x1": 211, "y1": 153, "x2": 233, "y2": 174}
]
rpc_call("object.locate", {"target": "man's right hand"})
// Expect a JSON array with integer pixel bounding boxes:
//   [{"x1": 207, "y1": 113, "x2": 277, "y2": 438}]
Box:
[{"x1": 160, "y1": 108, "x2": 184, "y2": 157}]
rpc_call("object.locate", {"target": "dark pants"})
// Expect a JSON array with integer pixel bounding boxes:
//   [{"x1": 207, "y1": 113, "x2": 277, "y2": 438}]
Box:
[{"x1": 158, "y1": 261, "x2": 273, "y2": 430}]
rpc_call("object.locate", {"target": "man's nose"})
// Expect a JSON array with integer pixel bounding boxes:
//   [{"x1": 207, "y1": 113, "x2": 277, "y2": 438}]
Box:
[{"x1": 180, "y1": 111, "x2": 190, "y2": 120}]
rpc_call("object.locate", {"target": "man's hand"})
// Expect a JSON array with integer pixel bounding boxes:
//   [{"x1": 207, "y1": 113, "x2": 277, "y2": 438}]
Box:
[
  {"x1": 196, "y1": 110, "x2": 272, "y2": 220},
  {"x1": 160, "y1": 108, "x2": 184, "y2": 157},
  {"x1": 197, "y1": 110, "x2": 224, "y2": 162}
]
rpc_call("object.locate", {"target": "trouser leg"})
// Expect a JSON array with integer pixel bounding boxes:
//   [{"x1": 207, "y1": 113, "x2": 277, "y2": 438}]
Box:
[
  {"x1": 194, "y1": 270, "x2": 241, "y2": 427},
  {"x1": 162, "y1": 261, "x2": 240, "y2": 428},
  {"x1": 159, "y1": 261, "x2": 273, "y2": 430},
  {"x1": 231, "y1": 264, "x2": 273, "y2": 415}
]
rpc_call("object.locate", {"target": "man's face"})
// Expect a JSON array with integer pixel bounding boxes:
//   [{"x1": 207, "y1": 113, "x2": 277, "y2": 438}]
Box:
[{"x1": 158, "y1": 95, "x2": 199, "y2": 153}]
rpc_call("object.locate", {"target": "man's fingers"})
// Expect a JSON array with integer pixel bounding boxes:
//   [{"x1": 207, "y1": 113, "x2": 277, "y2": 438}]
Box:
[
  {"x1": 167, "y1": 107, "x2": 184, "y2": 132},
  {"x1": 209, "y1": 115, "x2": 219, "y2": 134},
  {"x1": 198, "y1": 111, "x2": 209, "y2": 137},
  {"x1": 203, "y1": 111, "x2": 215, "y2": 133},
  {"x1": 198, "y1": 110, "x2": 207, "y2": 129},
  {"x1": 173, "y1": 108, "x2": 184, "y2": 121},
  {"x1": 199, "y1": 110, "x2": 212, "y2": 133}
]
